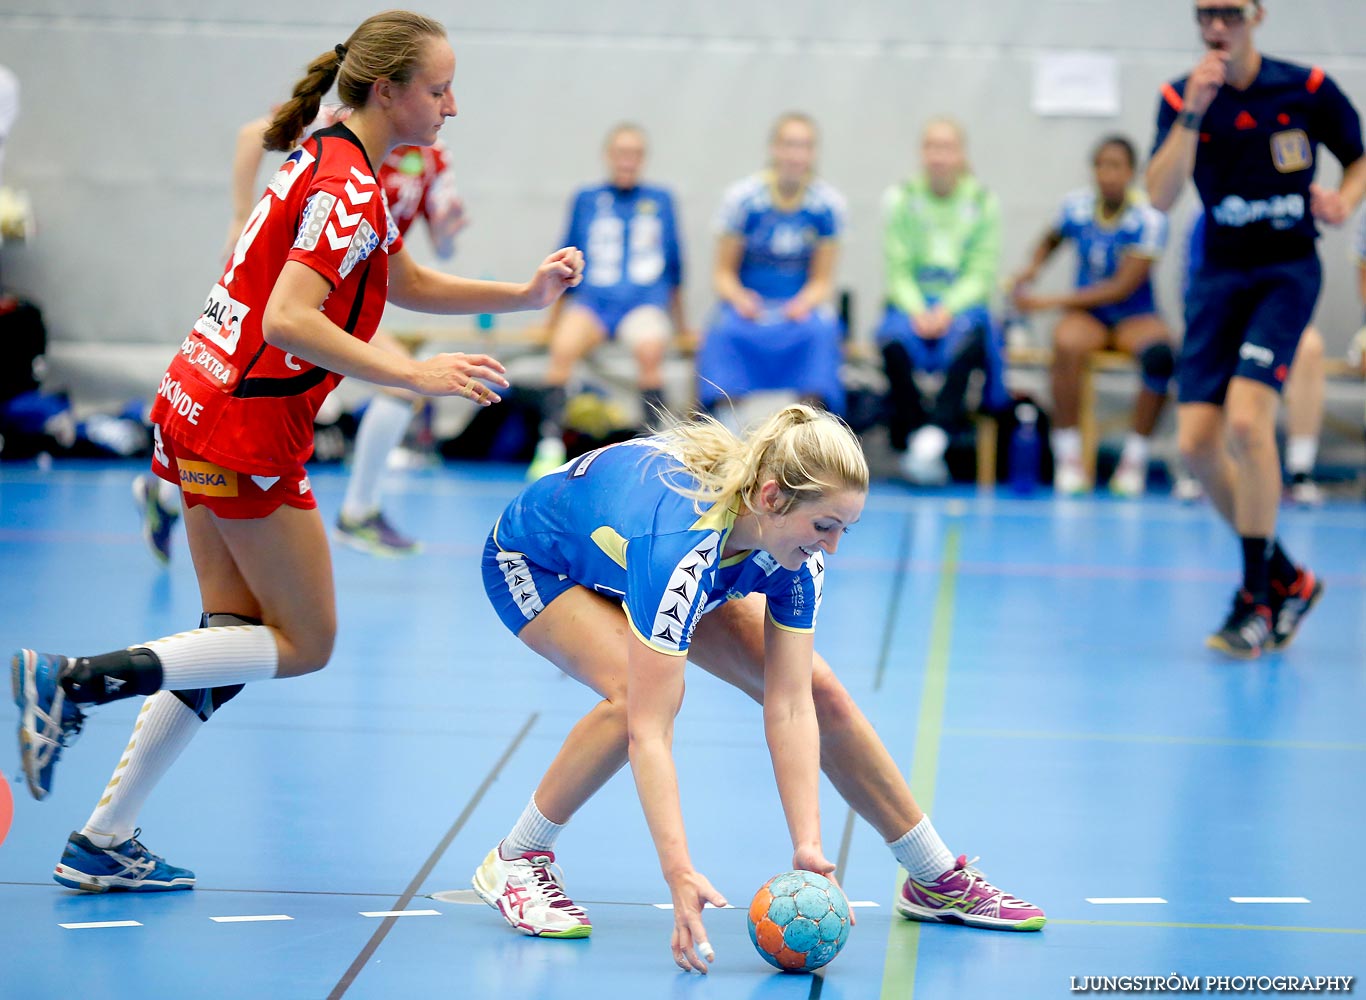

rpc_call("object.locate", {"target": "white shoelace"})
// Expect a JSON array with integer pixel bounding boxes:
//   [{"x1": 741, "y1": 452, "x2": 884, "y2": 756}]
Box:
[{"x1": 526, "y1": 858, "x2": 587, "y2": 916}]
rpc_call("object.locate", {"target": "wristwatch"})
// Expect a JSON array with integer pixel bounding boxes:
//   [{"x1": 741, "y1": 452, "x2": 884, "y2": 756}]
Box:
[{"x1": 1175, "y1": 110, "x2": 1203, "y2": 131}]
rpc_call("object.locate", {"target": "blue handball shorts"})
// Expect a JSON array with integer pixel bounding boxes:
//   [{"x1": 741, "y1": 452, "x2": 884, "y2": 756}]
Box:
[
  {"x1": 481, "y1": 528, "x2": 578, "y2": 637},
  {"x1": 563, "y1": 288, "x2": 668, "y2": 340},
  {"x1": 1179, "y1": 255, "x2": 1321, "y2": 405}
]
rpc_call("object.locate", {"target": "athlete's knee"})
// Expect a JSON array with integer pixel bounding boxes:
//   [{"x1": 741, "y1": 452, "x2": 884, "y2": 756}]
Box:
[
  {"x1": 1137, "y1": 341, "x2": 1175, "y2": 395},
  {"x1": 619, "y1": 305, "x2": 671, "y2": 353},
  {"x1": 1177, "y1": 421, "x2": 1220, "y2": 468},
  {"x1": 1052, "y1": 334, "x2": 1089, "y2": 367},
  {"x1": 279, "y1": 620, "x2": 336, "y2": 675},
  {"x1": 1224, "y1": 408, "x2": 1275, "y2": 456},
  {"x1": 174, "y1": 612, "x2": 258, "y2": 721},
  {"x1": 811, "y1": 661, "x2": 858, "y2": 731}
]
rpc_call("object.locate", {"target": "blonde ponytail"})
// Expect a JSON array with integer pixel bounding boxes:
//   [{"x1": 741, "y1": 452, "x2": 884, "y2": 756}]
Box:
[{"x1": 656, "y1": 404, "x2": 868, "y2": 515}]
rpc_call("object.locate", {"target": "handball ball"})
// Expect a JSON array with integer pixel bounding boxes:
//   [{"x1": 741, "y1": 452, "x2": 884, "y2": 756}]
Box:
[{"x1": 747, "y1": 870, "x2": 851, "y2": 972}]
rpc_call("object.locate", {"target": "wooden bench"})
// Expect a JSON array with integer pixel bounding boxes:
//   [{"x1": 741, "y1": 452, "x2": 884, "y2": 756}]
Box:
[{"x1": 391, "y1": 324, "x2": 699, "y2": 356}]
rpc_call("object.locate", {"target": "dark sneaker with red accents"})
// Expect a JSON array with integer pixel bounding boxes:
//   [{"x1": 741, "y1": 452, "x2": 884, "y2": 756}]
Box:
[
  {"x1": 1205, "y1": 590, "x2": 1272, "y2": 660},
  {"x1": 1269, "y1": 568, "x2": 1323, "y2": 651}
]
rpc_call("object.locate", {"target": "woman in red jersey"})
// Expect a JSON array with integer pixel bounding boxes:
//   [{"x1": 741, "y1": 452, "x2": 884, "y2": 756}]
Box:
[{"x1": 12, "y1": 10, "x2": 583, "y2": 893}]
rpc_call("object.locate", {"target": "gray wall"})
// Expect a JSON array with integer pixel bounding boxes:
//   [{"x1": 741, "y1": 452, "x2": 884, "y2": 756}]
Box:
[{"x1": 2, "y1": 1, "x2": 1365, "y2": 354}]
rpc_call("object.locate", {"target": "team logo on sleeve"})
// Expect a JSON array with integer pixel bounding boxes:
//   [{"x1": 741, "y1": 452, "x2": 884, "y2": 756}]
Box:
[
  {"x1": 338, "y1": 218, "x2": 379, "y2": 279},
  {"x1": 1270, "y1": 130, "x2": 1312, "y2": 173},
  {"x1": 295, "y1": 192, "x2": 338, "y2": 251}
]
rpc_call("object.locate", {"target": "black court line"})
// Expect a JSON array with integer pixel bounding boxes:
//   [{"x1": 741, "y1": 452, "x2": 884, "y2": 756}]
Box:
[
  {"x1": 815, "y1": 513, "x2": 912, "y2": 1000},
  {"x1": 327, "y1": 712, "x2": 538, "y2": 1000},
  {"x1": 871, "y1": 515, "x2": 914, "y2": 693}
]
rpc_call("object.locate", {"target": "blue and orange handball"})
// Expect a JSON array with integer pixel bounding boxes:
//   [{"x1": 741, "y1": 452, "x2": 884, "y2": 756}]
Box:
[{"x1": 747, "y1": 870, "x2": 851, "y2": 972}]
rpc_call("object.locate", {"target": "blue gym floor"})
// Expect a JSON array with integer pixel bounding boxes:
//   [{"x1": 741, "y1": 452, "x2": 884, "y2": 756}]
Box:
[{"x1": 2, "y1": 460, "x2": 1363, "y2": 999}]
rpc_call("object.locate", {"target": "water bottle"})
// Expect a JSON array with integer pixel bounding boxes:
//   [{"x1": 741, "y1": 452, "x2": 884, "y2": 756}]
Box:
[{"x1": 1009, "y1": 401, "x2": 1040, "y2": 495}]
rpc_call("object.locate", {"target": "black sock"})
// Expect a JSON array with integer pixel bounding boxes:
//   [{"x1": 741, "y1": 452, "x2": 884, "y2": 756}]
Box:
[
  {"x1": 1240, "y1": 536, "x2": 1271, "y2": 605},
  {"x1": 1267, "y1": 538, "x2": 1299, "y2": 587},
  {"x1": 61, "y1": 648, "x2": 164, "y2": 706},
  {"x1": 540, "y1": 385, "x2": 567, "y2": 440}
]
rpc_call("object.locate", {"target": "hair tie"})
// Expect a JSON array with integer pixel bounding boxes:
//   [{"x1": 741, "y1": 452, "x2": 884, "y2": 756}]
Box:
[{"x1": 334, "y1": 43, "x2": 347, "y2": 60}]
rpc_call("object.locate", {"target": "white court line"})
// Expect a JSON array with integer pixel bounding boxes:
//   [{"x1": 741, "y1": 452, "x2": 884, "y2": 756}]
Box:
[
  {"x1": 653, "y1": 901, "x2": 879, "y2": 910},
  {"x1": 359, "y1": 909, "x2": 442, "y2": 918},
  {"x1": 210, "y1": 915, "x2": 294, "y2": 923},
  {"x1": 1086, "y1": 897, "x2": 1169, "y2": 905},
  {"x1": 653, "y1": 903, "x2": 736, "y2": 910},
  {"x1": 1230, "y1": 897, "x2": 1310, "y2": 904},
  {"x1": 59, "y1": 920, "x2": 143, "y2": 930}
]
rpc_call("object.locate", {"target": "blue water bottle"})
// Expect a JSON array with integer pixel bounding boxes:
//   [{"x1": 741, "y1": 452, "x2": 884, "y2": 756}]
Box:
[{"x1": 1009, "y1": 401, "x2": 1040, "y2": 495}]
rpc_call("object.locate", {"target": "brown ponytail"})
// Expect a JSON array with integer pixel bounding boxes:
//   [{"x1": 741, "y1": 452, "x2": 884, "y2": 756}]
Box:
[
  {"x1": 263, "y1": 10, "x2": 446, "y2": 153},
  {"x1": 263, "y1": 49, "x2": 342, "y2": 152}
]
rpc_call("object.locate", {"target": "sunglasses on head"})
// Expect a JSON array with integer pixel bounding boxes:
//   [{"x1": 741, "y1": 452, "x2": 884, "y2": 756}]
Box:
[{"x1": 1195, "y1": 4, "x2": 1256, "y2": 26}]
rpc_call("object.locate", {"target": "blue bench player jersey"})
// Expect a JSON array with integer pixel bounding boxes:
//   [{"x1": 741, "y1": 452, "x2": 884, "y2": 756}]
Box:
[
  {"x1": 1055, "y1": 188, "x2": 1167, "y2": 324},
  {"x1": 1152, "y1": 57, "x2": 1364, "y2": 267},
  {"x1": 492, "y1": 439, "x2": 824, "y2": 656},
  {"x1": 716, "y1": 173, "x2": 846, "y2": 301},
  {"x1": 562, "y1": 183, "x2": 683, "y2": 311}
]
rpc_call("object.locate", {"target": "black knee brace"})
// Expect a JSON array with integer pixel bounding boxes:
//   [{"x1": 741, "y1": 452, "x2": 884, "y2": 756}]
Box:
[
  {"x1": 171, "y1": 612, "x2": 258, "y2": 722},
  {"x1": 1138, "y1": 341, "x2": 1175, "y2": 396}
]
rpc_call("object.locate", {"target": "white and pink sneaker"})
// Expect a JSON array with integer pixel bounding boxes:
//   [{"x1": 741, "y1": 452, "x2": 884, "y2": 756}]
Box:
[
  {"x1": 896, "y1": 855, "x2": 1046, "y2": 931},
  {"x1": 472, "y1": 845, "x2": 592, "y2": 939}
]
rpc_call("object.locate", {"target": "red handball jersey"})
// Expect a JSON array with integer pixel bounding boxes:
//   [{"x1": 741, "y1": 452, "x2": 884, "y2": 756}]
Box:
[
  {"x1": 150, "y1": 124, "x2": 403, "y2": 476},
  {"x1": 380, "y1": 143, "x2": 457, "y2": 237}
]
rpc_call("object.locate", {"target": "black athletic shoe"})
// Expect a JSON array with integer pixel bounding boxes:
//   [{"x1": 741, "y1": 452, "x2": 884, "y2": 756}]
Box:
[
  {"x1": 1268, "y1": 568, "x2": 1324, "y2": 651},
  {"x1": 1205, "y1": 590, "x2": 1272, "y2": 660}
]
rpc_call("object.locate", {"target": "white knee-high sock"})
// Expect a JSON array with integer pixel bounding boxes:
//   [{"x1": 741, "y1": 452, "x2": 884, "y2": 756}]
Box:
[
  {"x1": 888, "y1": 815, "x2": 957, "y2": 883},
  {"x1": 143, "y1": 626, "x2": 280, "y2": 689},
  {"x1": 82, "y1": 692, "x2": 202, "y2": 848},
  {"x1": 341, "y1": 394, "x2": 413, "y2": 522}
]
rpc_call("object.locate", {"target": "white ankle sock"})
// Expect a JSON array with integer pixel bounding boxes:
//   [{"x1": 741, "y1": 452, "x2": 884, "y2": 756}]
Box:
[
  {"x1": 1286, "y1": 435, "x2": 1317, "y2": 476},
  {"x1": 1120, "y1": 433, "x2": 1150, "y2": 468},
  {"x1": 342, "y1": 394, "x2": 413, "y2": 522},
  {"x1": 501, "y1": 794, "x2": 565, "y2": 859},
  {"x1": 82, "y1": 692, "x2": 202, "y2": 848},
  {"x1": 143, "y1": 626, "x2": 279, "y2": 690},
  {"x1": 1051, "y1": 427, "x2": 1082, "y2": 465},
  {"x1": 888, "y1": 815, "x2": 956, "y2": 883}
]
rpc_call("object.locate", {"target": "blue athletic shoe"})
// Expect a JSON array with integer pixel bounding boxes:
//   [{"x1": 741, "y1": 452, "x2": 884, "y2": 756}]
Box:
[
  {"x1": 54, "y1": 830, "x2": 195, "y2": 892},
  {"x1": 12, "y1": 649, "x2": 85, "y2": 801},
  {"x1": 132, "y1": 474, "x2": 179, "y2": 566}
]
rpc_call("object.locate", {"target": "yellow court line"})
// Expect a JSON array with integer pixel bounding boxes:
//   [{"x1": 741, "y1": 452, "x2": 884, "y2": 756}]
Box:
[
  {"x1": 1051, "y1": 918, "x2": 1366, "y2": 935},
  {"x1": 880, "y1": 527, "x2": 961, "y2": 1000}
]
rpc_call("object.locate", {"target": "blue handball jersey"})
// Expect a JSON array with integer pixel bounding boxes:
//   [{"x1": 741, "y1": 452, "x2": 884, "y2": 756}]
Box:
[
  {"x1": 716, "y1": 173, "x2": 846, "y2": 301},
  {"x1": 1056, "y1": 188, "x2": 1167, "y2": 314},
  {"x1": 492, "y1": 439, "x2": 825, "y2": 656},
  {"x1": 1152, "y1": 56, "x2": 1364, "y2": 268},
  {"x1": 562, "y1": 183, "x2": 683, "y2": 309}
]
